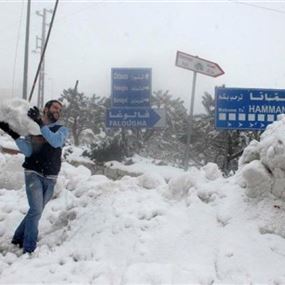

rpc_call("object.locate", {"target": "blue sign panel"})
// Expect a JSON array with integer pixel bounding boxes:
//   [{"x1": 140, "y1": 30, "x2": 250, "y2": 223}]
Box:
[
  {"x1": 106, "y1": 107, "x2": 161, "y2": 128},
  {"x1": 112, "y1": 68, "x2": 152, "y2": 107},
  {"x1": 215, "y1": 87, "x2": 285, "y2": 130}
]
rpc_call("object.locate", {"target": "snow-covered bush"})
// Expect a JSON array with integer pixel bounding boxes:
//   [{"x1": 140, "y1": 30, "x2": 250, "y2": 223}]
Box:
[{"x1": 87, "y1": 137, "x2": 126, "y2": 164}]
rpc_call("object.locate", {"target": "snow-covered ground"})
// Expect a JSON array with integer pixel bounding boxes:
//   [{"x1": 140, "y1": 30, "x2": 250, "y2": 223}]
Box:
[{"x1": 1, "y1": 99, "x2": 285, "y2": 284}]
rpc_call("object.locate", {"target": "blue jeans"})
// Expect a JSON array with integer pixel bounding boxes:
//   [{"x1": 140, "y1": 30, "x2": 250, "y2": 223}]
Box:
[{"x1": 12, "y1": 172, "x2": 56, "y2": 252}]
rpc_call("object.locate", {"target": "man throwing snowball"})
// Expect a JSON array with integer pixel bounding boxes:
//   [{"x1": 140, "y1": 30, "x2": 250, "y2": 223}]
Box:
[{"x1": 0, "y1": 100, "x2": 68, "y2": 254}]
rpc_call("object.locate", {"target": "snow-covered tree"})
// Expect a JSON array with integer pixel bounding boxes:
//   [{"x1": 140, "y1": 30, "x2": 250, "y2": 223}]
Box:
[
  {"x1": 59, "y1": 88, "x2": 107, "y2": 146},
  {"x1": 191, "y1": 92, "x2": 258, "y2": 174},
  {"x1": 137, "y1": 90, "x2": 188, "y2": 165}
]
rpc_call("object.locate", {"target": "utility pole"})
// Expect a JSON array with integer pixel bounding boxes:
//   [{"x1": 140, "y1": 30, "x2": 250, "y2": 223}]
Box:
[
  {"x1": 34, "y1": 8, "x2": 53, "y2": 108},
  {"x1": 22, "y1": 0, "x2": 31, "y2": 100}
]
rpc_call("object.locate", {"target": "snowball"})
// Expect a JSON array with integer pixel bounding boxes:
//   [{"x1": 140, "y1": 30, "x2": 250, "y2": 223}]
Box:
[
  {"x1": 0, "y1": 98, "x2": 40, "y2": 136},
  {"x1": 202, "y1": 162, "x2": 222, "y2": 180}
]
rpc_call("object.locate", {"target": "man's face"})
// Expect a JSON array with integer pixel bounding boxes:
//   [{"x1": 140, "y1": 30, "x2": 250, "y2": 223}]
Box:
[{"x1": 45, "y1": 102, "x2": 62, "y2": 123}]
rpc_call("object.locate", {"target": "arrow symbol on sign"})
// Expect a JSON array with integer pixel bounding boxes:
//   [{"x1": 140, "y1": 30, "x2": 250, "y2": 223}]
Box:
[
  {"x1": 148, "y1": 108, "x2": 161, "y2": 126},
  {"x1": 176, "y1": 51, "x2": 224, "y2": 77},
  {"x1": 250, "y1": 123, "x2": 255, "y2": 127}
]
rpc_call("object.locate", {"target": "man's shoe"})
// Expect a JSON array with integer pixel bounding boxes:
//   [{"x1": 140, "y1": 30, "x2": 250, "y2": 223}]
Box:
[
  {"x1": 11, "y1": 239, "x2": 23, "y2": 248},
  {"x1": 23, "y1": 246, "x2": 36, "y2": 254},
  {"x1": 23, "y1": 249, "x2": 34, "y2": 257},
  {"x1": 22, "y1": 250, "x2": 34, "y2": 258}
]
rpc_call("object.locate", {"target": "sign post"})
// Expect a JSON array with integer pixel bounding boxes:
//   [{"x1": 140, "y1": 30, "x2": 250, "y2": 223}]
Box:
[
  {"x1": 184, "y1": 71, "x2": 197, "y2": 171},
  {"x1": 176, "y1": 50, "x2": 224, "y2": 170}
]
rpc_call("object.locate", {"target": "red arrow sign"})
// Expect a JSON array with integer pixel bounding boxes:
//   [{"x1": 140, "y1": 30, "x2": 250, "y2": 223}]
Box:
[{"x1": 175, "y1": 51, "x2": 224, "y2": 77}]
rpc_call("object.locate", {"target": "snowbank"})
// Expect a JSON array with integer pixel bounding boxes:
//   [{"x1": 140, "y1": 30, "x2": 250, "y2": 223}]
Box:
[
  {"x1": 239, "y1": 115, "x2": 285, "y2": 200},
  {"x1": 0, "y1": 151, "x2": 285, "y2": 283},
  {"x1": 0, "y1": 153, "x2": 24, "y2": 190},
  {"x1": 1, "y1": 102, "x2": 285, "y2": 283}
]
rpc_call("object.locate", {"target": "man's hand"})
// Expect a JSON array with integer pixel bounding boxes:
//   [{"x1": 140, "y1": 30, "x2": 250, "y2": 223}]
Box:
[
  {"x1": 0, "y1": 121, "x2": 20, "y2": 140},
  {"x1": 28, "y1": 106, "x2": 43, "y2": 127},
  {"x1": 0, "y1": 122, "x2": 10, "y2": 133}
]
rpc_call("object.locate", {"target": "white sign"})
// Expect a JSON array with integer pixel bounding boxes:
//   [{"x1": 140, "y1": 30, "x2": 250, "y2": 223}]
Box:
[{"x1": 175, "y1": 51, "x2": 224, "y2": 77}]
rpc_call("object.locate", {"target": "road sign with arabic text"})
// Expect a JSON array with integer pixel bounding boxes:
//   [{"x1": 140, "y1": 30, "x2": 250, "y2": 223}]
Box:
[
  {"x1": 111, "y1": 68, "x2": 151, "y2": 107},
  {"x1": 215, "y1": 87, "x2": 285, "y2": 130},
  {"x1": 106, "y1": 107, "x2": 166, "y2": 128},
  {"x1": 175, "y1": 51, "x2": 224, "y2": 77}
]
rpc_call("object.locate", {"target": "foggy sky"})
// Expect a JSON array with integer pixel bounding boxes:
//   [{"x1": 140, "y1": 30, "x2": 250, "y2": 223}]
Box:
[{"x1": 1, "y1": 0, "x2": 285, "y2": 113}]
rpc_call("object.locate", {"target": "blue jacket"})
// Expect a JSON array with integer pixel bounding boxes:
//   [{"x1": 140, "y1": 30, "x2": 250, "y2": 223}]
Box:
[{"x1": 15, "y1": 122, "x2": 69, "y2": 176}]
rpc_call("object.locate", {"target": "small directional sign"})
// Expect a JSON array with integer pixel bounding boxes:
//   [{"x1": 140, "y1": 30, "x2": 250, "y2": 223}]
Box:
[
  {"x1": 106, "y1": 107, "x2": 166, "y2": 128},
  {"x1": 176, "y1": 51, "x2": 224, "y2": 77},
  {"x1": 215, "y1": 87, "x2": 285, "y2": 130}
]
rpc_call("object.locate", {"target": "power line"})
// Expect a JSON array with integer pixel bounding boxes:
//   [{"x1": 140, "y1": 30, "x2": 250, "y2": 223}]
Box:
[
  {"x1": 11, "y1": 0, "x2": 25, "y2": 98},
  {"x1": 229, "y1": 0, "x2": 285, "y2": 14}
]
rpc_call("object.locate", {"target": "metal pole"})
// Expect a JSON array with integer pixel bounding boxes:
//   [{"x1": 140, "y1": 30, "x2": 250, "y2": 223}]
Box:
[
  {"x1": 184, "y1": 71, "x2": 197, "y2": 170},
  {"x1": 29, "y1": 0, "x2": 59, "y2": 102},
  {"x1": 22, "y1": 0, "x2": 31, "y2": 100},
  {"x1": 36, "y1": 8, "x2": 53, "y2": 107},
  {"x1": 40, "y1": 9, "x2": 48, "y2": 107}
]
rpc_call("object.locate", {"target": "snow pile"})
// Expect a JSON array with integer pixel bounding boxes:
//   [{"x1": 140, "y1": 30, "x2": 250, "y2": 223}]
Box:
[
  {"x1": 106, "y1": 154, "x2": 184, "y2": 181},
  {"x1": 166, "y1": 171, "x2": 198, "y2": 200},
  {"x1": 0, "y1": 153, "x2": 24, "y2": 190},
  {"x1": 1, "y1": 156, "x2": 285, "y2": 283},
  {"x1": 0, "y1": 98, "x2": 40, "y2": 136},
  {"x1": 1, "y1": 102, "x2": 285, "y2": 283},
  {"x1": 202, "y1": 162, "x2": 223, "y2": 180},
  {"x1": 0, "y1": 150, "x2": 285, "y2": 283},
  {"x1": 239, "y1": 114, "x2": 285, "y2": 200},
  {"x1": 238, "y1": 115, "x2": 285, "y2": 242},
  {"x1": 137, "y1": 172, "x2": 167, "y2": 190}
]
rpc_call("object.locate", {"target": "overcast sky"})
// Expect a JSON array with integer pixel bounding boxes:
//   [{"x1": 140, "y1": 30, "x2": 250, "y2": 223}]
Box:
[{"x1": 1, "y1": 0, "x2": 285, "y2": 113}]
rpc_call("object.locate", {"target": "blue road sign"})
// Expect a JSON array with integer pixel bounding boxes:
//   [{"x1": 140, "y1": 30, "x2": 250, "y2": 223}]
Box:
[
  {"x1": 106, "y1": 107, "x2": 164, "y2": 128},
  {"x1": 215, "y1": 87, "x2": 285, "y2": 130},
  {"x1": 112, "y1": 68, "x2": 152, "y2": 107}
]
